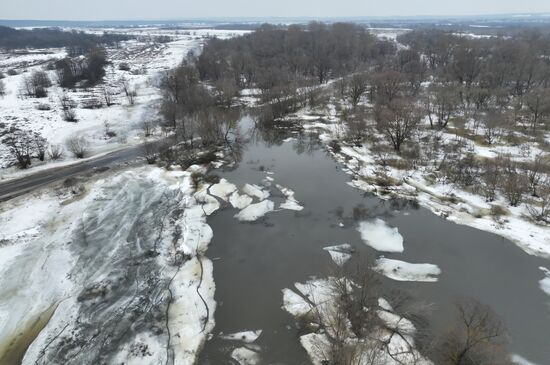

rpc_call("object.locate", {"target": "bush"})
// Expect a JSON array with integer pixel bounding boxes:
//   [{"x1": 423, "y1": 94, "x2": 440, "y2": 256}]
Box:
[
  {"x1": 48, "y1": 144, "x2": 64, "y2": 160},
  {"x1": 66, "y1": 136, "x2": 88, "y2": 158},
  {"x1": 7, "y1": 69, "x2": 18, "y2": 76},
  {"x1": 118, "y1": 62, "x2": 131, "y2": 71}
]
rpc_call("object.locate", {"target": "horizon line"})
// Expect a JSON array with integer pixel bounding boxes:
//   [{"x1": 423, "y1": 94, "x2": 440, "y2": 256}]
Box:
[{"x1": 2, "y1": 12, "x2": 550, "y2": 24}]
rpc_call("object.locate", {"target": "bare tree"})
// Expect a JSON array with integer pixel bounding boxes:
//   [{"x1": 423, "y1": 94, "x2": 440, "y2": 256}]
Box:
[
  {"x1": 376, "y1": 98, "x2": 422, "y2": 152},
  {"x1": 101, "y1": 86, "x2": 114, "y2": 106},
  {"x1": 140, "y1": 120, "x2": 155, "y2": 137},
  {"x1": 59, "y1": 93, "x2": 78, "y2": 122},
  {"x1": 214, "y1": 77, "x2": 238, "y2": 108},
  {"x1": 527, "y1": 179, "x2": 550, "y2": 223},
  {"x1": 3, "y1": 129, "x2": 36, "y2": 168},
  {"x1": 66, "y1": 136, "x2": 89, "y2": 158},
  {"x1": 120, "y1": 76, "x2": 137, "y2": 105},
  {"x1": 348, "y1": 73, "x2": 368, "y2": 108},
  {"x1": 525, "y1": 88, "x2": 550, "y2": 134},
  {"x1": 481, "y1": 158, "x2": 501, "y2": 202},
  {"x1": 501, "y1": 157, "x2": 528, "y2": 206},
  {"x1": 434, "y1": 299, "x2": 511, "y2": 365},
  {"x1": 425, "y1": 84, "x2": 460, "y2": 129},
  {"x1": 34, "y1": 135, "x2": 47, "y2": 161},
  {"x1": 526, "y1": 154, "x2": 546, "y2": 197},
  {"x1": 20, "y1": 70, "x2": 52, "y2": 98}
]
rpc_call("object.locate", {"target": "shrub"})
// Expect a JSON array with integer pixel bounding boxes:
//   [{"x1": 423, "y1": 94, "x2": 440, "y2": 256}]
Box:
[{"x1": 66, "y1": 136, "x2": 88, "y2": 158}]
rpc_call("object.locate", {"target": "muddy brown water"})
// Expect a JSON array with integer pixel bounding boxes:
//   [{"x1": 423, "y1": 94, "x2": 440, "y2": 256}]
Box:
[{"x1": 198, "y1": 118, "x2": 550, "y2": 364}]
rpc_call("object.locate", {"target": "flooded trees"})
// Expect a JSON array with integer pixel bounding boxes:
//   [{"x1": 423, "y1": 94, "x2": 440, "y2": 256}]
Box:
[{"x1": 434, "y1": 299, "x2": 511, "y2": 365}]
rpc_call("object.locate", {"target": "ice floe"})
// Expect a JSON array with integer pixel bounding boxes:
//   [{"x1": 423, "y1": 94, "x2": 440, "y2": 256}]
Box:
[
  {"x1": 242, "y1": 184, "x2": 270, "y2": 201},
  {"x1": 323, "y1": 244, "x2": 353, "y2": 266},
  {"x1": 357, "y1": 218, "x2": 404, "y2": 253},
  {"x1": 276, "y1": 184, "x2": 304, "y2": 211},
  {"x1": 209, "y1": 179, "x2": 237, "y2": 201},
  {"x1": 220, "y1": 330, "x2": 262, "y2": 343},
  {"x1": 229, "y1": 191, "x2": 254, "y2": 210},
  {"x1": 374, "y1": 258, "x2": 441, "y2": 282},
  {"x1": 539, "y1": 267, "x2": 550, "y2": 296},
  {"x1": 234, "y1": 200, "x2": 275, "y2": 222},
  {"x1": 231, "y1": 347, "x2": 261, "y2": 365}
]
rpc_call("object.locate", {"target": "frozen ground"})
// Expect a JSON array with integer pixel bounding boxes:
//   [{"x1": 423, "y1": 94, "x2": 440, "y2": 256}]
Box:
[
  {"x1": 0, "y1": 164, "x2": 223, "y2": 364},
  {"x1": 0, "y1": 27, "x2": 249, "y2": 178}
]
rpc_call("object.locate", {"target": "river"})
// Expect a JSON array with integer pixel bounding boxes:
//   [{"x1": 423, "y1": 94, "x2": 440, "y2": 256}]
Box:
[{"x1": 199, "y1": 117, "x2": 550, "y2": 364}]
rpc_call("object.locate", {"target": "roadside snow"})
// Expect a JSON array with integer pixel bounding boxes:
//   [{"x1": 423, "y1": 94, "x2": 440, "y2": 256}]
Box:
[
  {"x1": 357, "y1": 219, "x2": 404, "y2": 253},
  {"x1": 374, "y1": 258, "x2": 441, "y2": 282}
]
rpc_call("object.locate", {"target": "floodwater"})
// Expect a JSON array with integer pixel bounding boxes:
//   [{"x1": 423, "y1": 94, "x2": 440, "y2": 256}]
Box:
[{"x1": 199, "y1": 117, "x2": 550, "y2": 364}]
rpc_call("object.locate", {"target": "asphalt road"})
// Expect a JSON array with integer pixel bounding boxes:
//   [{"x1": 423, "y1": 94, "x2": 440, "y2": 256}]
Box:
[{"x1": 0, "y1": 145, "x2": 146, "y2": 202}]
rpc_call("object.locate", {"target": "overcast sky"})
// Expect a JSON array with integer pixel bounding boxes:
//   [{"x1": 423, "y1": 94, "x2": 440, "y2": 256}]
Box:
[{"x1": 4, "y1": 0, "x2": 550, "y2": 20}]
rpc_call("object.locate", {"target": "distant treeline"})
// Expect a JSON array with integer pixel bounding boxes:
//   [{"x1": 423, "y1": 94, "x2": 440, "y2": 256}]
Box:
[
  {"x1": 196, "y1": 23, "x2": 395, "y2": 88},
  {"x1": 0, "y1": 26, "x2": 133, "y2": 51}
]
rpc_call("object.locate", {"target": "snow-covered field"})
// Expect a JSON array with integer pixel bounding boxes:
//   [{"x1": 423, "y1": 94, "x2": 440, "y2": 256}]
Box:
[{"x1": 0, "y1": 28, "x2": 249, "y2": 179}]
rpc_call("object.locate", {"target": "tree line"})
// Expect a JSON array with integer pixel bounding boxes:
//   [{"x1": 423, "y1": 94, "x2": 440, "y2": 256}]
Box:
[{"x1": 0, "y1": 26, "x2": 132, "y2": 51}]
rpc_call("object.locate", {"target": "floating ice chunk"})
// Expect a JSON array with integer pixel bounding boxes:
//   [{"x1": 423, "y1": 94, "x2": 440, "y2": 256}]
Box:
[
  {"x1": 377, "y1": 309, "x2": 416, "y2": 336},
  {"x1": 282, "y1": 288, "x2": 313, "y2": 317},
  {"x1": 276, "y1": 184, "x2": 304, "y2": 211},
  {"x1": 323, "y1": 244, "x2": 353, "y2": 266},
  {"x1": 194, "y1": 189, "x2": 220, "y2": 216},
  {"x1": 280, "y1": 199, "x2": 304, "y2": 211},
  {"x1": 374, "y1": 258, "x2": 441, "y2": 282},
  {"x1": 539, "y1": 267, "x2": 550, "y2": 296},
  {"x1": 511, "y1": 354, "x2": 542, "y2": 365},
  {"x1": 210, "y1": 179, "x2": 237, "y2": 201},
  {"x1": 242, "y1": 184, "x2": 270, "y2": 201},
  {"x1": 299, "y1": 333, "x2": 331, "y2": 365},
  {"x1": 220, "y1": 330, "x2": 262, "y2": 343},
  {"x1": 231, "y1": 347, "x2": 261, "y2": 365},
  {"x1": 234, "y1": 200, "x2": 275, "y2": 222},
  {"x1": 229, "y1": 192, "x2": 254, "y2": 210},
  {"x1": 357, "y1": 219, "x2": 404, "y2": 253},
  {"x1": 378, "y1": 297, "x2": 393, "y2": 311}
]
